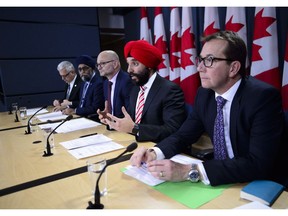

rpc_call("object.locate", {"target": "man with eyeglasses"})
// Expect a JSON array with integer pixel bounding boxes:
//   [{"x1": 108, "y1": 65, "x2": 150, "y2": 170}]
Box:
[
  {"x1": 130, "y1": 31, "x2": 287, "y2": 187},
  {"x1": 53, "y1": 61, "x2": 83, "y2": 112},
  {"x1": 62, "y1": 55, "x2": 104, "y2": 121},
  {"x1": 99, "y1": 40, "x2": 187, "y2": 143},
  {"x1": 96, "y1": 50, "x2": 134, "y2": 130}
]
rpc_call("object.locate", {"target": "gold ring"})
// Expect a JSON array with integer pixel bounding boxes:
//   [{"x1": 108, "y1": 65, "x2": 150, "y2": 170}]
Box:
[{"x1": 160, "y1": 171, "x2": 164, "y2": 177}]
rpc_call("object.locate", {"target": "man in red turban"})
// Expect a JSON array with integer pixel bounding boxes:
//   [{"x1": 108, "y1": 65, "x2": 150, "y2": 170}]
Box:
[{"x1": 98, "y1": 40, "x2": 187, "y2": 143}]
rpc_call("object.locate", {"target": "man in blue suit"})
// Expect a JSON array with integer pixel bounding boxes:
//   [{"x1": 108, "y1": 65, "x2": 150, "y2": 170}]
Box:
[
  {"x1": 130, "y1": 31, "x2": 286, "y2": 187},
  {"x1": 63, "y1": 55, "x2": 104, "y2": 121},
  {"x1": 96, "y1": 50, "x2": 134, "y2": 127}
]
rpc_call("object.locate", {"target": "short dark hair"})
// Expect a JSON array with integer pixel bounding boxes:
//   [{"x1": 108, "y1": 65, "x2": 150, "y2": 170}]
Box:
[{"x1": 201, "y1": 30, "x2": 247, "y2": 77}]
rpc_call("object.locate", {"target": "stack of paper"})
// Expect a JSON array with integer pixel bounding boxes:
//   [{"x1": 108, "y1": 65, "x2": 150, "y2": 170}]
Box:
[{"x1": 59, "y1": 134, "x2": 124, "y2": 159}]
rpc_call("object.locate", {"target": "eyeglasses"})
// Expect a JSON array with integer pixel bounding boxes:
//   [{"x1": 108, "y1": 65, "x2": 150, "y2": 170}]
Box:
[
  {"x1": 196, "y1": 56, "x2": 234, "y2": 68},
  {"x1": 96, "y1": 60, "x2": 115, "y2": 69},
  {"x1": 60, "y1": 71, "x2": 70, "y2": 78},
  {"x1": 78, "y1": 66, "x2": 90, "y2": 72}
]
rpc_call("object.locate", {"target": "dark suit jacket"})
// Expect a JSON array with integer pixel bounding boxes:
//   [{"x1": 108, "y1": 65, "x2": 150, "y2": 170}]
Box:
[
  {"x1": 129, "y1": 73, "x2": 187, "y2": 142},
  {"x1": 156, "y1": 76, "x2": 285, "y2": 186},
  {"x1": 63, "y1": 74, "x2": 83, "y2": 108},
  {"x1": 76, "y1": 71, "x2": 104, "y2": 118},
  {"x1": 103, "y1": 69, "x2": 134, "y2": 118}
]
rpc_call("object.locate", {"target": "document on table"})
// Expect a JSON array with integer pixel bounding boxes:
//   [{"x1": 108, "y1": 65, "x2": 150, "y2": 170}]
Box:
[
  {"x1": 38, "y1": 118, "x2": 101, "y2": 133},
  {"x1": 27, "y1": 107, "x2": 49, "y2": 116},
  {"x1": 123, "y1": 154, "x2": 202, "y2": 186},
  {"x1": 37, "y1": 111, "x2": 68, "y2": 122},
  {"x1": 60, "y1": 134, "x2": 112, "y2": 149},
  {"x1": 67, "y1": 141, "x2": 124, "y2": 159}
]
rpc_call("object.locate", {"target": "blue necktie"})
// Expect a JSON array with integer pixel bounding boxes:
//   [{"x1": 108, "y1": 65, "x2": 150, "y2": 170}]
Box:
[{"x1": 213, "y1": 96, "x2": 227, "y2": 160}]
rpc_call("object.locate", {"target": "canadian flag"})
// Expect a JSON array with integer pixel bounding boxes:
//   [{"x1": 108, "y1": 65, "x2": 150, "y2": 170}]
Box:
[
  {"x1": 250, "y1": 7, "x2": 281, "y2": 90},
  {"x1": 282, "y1": 33, "x2": 288, "y2": 111},
  {"x1": 169, "y1": 7, "x2": 181, "y2": 84},
  {"x1": 203, "y1": 7, "x2": 220, "y2": 36},
  {"x1": 140, "y1": 7, "x2": 153, "y2": 44},
  {"x1": 180, "y1": 7, "x2": 200, "y2": 105},
  {"x1": 154, "y1": 7, "x2": 170, "y2": 79},
  {"x1": 225, "y1": 7, "x2": 250, "y2": 72}
]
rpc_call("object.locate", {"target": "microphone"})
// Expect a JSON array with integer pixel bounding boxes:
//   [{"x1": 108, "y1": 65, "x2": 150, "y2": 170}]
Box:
[
  {"x1": 43, "y1": 114, "x2": 73, "y2": 157},
  {"x1": 87, "y1": 142, "x2": 138, "y2": 209},
  {"x1": 25, "y1": 105, "x2": 48, "y2": 135}
]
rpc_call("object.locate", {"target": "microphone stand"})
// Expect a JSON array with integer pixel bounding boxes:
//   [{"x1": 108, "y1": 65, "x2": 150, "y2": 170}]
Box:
[
  {"x1": 14, "y1": 110, "x2": 19, "y2": 122},
  {"x1": 25, "y1": 106, "x2": 48, "y2": 135},
  {"x1": 43, "y1": 115, "x2": 73, "y2": 157},
  {"x1": 87, "y1": 142, "x2": 138, "y2": 209}
]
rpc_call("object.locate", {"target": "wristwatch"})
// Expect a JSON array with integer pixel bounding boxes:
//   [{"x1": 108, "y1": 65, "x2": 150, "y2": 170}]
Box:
[
  {"x1": 132, "y1": 123, "x2": 139, "y2": 135},
  {"x1": 187, "y1": 164, "x2": 200, "y2": 182}
]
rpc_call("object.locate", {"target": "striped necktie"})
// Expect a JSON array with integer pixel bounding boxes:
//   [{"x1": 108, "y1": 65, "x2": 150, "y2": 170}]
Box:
[
  {"x1": 213, "y1": 96, "x2": 227, "y2": 160},
  {"x1": 135, "y1": 86, "x2": 146, "y2": 124}
]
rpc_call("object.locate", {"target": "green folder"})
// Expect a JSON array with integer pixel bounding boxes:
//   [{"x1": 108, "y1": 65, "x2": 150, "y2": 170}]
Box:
[{"x1": 153, "y1": 181, "x2": 232, "y2": 209}]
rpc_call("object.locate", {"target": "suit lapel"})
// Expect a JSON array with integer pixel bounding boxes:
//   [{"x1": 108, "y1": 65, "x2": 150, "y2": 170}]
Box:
[
  {"x1": 229, "y1": 78, "x2": 246, "y2": 156},
  {"x1": 141, "y1": 74, "x2": 161, "y2": 117}
]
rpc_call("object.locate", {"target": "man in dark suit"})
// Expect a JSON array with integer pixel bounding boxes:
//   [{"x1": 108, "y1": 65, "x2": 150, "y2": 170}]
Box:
[
  {"x1": 130, "y1": 31, "x2": 285, "y2": 186},
  {"x1": 99, "y1": 40, "x2": 187, "y2": 142},
  {"x1": 63, "y1": 55, "x2": 104, "y2": 121},
  {"x1": 53, "y1": 61, "x2": 83, "y2": 111},
  {"x1": 96, "y1": 50, "x2": 134, "y2": 123}
]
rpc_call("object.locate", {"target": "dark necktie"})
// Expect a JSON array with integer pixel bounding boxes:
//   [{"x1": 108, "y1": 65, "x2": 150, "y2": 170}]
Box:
[
  {"x1": 213, "y1": 96, "x2": 227, "y2": 160},
  {"x1": 135, "y1": 86, "x2": 146, "y2": 124},
  {"x1": 66, "y1": 84, "x2": 71, "y2": 99},
  {"x1": 107, "y1": 81, "x2": 113, "y2": 114}
]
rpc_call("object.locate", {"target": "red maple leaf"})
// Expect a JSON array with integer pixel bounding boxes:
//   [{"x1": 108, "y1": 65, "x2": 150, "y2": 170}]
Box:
[
  {"x1": 155, "y1": 35, "x2": 168, "y2": 70},
  {"x1": 225, "y1": 16, "x2": 244, "y2": 32},
  {"x1": 204, "y1": 22, "x2": 220, "y2": 36},
  {"x1": 170, "y1": 32, "x2": 181, "y2": 69},
  {"x1": 252, "y1": 8, "x2": 276, "y2": 62},
  {"x1": 181, "y1": 27, "x2": 195, "y2": 68},
  {"x1": 253, "y1": 8, "x2": 276, "y2": 40}
]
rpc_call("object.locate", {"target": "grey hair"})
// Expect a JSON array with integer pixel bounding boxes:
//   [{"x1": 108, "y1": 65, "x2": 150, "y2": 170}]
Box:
[{"x1": 57, "y1": 61, "x2": 75, "y2": 73}]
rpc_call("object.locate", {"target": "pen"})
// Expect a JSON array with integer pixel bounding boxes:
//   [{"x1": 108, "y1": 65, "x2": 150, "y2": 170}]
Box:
[{"x1": 79, "y1": 133, "x2": 98, "y2": 138}]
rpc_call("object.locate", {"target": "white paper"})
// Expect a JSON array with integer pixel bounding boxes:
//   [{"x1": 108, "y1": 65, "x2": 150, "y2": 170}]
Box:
[
  {"x1": 68, "y1": 141, "x2": 124, "y2": 159},
  {"x1": 235, "y1": 201, "x2": 272, "y2": 209},
  {"x1": 38, "y1": 118, "x2": 101, "y2": 133},
  {"x1": 59, "y1": 134, "x2": 112, "y2": 149},
  {"x1": 124, "y1": 165, "x2": 165, "y2": 186},
  {"x1": 36, "y1": 111, "x2": 68, "y2": 122},
  {"x1": 27, "y1": 107, "x2": 49, "y2": 116},
  {"x1": 123, "y1": 154, "x2": 202, "y2": 186}
]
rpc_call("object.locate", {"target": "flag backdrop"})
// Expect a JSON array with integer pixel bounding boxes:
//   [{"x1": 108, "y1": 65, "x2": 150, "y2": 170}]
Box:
[
  {"x1": 137, "y1": 7, "x2": 287, "y2": 107},
  {"x1": 169, "y1": 7, "x2": 181, "y2": 85},
  {"x1": 282, "y1": 33, "x2": 288, "y2": 111},
  {"x1": 180, "y1": 7, "x2": 200, "y2": 105},
  {"x1": 140, "y1": 7, "x2": 153, "y2": 44},
  {"x1": 250, "y1": 7, "x2": 281, "y2": 90},
  {"x1": 203, "y1": 7, "x2": 220, "y2": 36},
  {"x1": 225, "y1": 7, "x2": 250, "y2": 71},
  {"x1": 154, "y1": 7, "x2": 170, "y2": 79}
]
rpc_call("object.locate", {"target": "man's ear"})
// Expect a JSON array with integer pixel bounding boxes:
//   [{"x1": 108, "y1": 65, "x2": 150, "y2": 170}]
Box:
[{"x1": 229, "y1": 61, "x2": 241, "y2": 77}]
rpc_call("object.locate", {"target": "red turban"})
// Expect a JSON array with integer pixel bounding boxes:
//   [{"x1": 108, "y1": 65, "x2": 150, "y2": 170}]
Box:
[{"x1": 124, "y1": 40, "x2": 163, "y2": 69}]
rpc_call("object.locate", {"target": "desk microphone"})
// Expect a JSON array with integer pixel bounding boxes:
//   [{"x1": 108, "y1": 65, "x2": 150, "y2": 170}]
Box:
[
  {"x1": 87, "y1": 142, "x2": 138, "y2": 209},
  {"x1": 43, "y1": 114, "x2": 73, "y2": 157},
  {"x1": 25, "y1": 105, "x2": 48, "y2": 134}
]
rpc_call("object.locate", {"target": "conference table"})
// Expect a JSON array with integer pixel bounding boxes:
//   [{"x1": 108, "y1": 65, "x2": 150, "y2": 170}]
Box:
[{"x1": 0, "y1": 109, "x2": 288, "y2": 210}]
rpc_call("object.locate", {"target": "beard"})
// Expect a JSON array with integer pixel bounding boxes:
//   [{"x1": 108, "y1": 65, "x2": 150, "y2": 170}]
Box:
[
  {"x1": 129, "y1": 67, "x2": 150, "y2": 86},
  {"x1": 81, "y1": 74, "x2": 92, "y2": 82}
]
